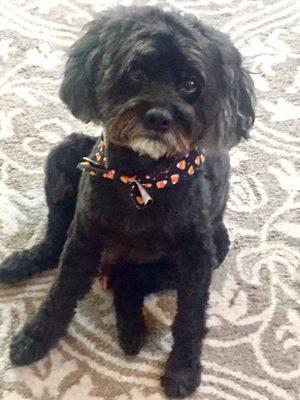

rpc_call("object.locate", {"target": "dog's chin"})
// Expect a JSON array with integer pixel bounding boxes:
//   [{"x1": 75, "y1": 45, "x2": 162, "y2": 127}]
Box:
[
  {"x1": 128, "y1": 137, "x2": 170, "y2": 160},
  {"x1": 127, "y1": 130, "x2": 192, "y2": 160}
]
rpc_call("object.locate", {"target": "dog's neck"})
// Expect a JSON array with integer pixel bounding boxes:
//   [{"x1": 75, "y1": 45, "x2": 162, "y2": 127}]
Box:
[
  {"x1": 78, "y1": 135, "x2": 206, "y2": 208},
  {"x1": 105, "y1": 140, "x2": 172, "y2": 176}
]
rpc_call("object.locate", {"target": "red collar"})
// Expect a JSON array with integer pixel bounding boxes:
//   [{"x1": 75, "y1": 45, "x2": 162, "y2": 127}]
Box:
[{"x1": 78, "y1": 136, "x2": 205, "y2": 209}]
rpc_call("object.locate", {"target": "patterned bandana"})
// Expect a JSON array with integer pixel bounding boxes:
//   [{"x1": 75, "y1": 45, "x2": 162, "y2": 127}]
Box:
[{"x1": 77, "y1": 136, "x2": 206, "y2": 209}]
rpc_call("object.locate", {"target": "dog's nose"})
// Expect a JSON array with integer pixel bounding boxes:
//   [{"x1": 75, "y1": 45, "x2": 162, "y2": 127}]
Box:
[{"x1": 145, "y1": 108, "x2": 172, "y2": 131}]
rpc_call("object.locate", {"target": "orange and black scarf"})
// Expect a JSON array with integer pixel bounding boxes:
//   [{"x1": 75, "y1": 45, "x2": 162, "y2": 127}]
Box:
[{"x1": 77, "y1": 136, "x2": 206, "y2": 209}]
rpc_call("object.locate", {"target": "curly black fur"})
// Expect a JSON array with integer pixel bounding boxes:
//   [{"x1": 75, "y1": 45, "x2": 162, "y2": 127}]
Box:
[{"x1": 0, "y1": 6, "x2": 255, "y2": 398}]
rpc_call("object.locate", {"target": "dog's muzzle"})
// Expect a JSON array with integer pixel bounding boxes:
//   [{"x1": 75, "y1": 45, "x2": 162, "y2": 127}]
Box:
[{"x1": 144, "y1": 108, "x2": 173, "y2": 132}]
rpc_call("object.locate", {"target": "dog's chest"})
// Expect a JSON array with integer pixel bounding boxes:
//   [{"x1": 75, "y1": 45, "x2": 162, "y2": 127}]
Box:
[
  {"x1": 82, "y1": 176, "x2": 202, "y2": 262},
  {"x1": 100, "y1": 207, "x2": 174, "y2": 262}
]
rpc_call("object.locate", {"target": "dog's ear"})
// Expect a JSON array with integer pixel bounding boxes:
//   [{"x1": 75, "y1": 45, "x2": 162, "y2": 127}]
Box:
[
  {"x1": 190, "y1": 19, "x2": 255, "y2": 148},
  {"x1": 217, "y1": 40, "x2": 256, "y2": 147},
  {"x1": 59, "y1": 18, "x2": 109, "y2": 123}
]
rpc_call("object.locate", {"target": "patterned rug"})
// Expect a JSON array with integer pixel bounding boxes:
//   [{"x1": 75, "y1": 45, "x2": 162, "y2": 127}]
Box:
[{"x1": 0, "y1": 1, "x2": 299, "y2": 399}]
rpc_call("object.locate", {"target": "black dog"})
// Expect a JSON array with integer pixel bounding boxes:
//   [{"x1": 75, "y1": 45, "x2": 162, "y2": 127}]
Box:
[{"x1": 0, "y1": 6, "x2": 255, "y2": 398}]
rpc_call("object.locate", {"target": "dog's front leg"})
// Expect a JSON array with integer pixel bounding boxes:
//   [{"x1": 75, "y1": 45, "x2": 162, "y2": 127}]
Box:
[
  {"x1": 9, "y1": 217, "x2": 102, "y2": 366},
  {"x1": 161, "y1": 238, "x2": 216, "y2": 398}
]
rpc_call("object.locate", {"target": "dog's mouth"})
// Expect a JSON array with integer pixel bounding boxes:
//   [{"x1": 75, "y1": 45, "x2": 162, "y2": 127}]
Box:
[{"x1": 106, "y1": 108, "x2": 191, "y2": 160}]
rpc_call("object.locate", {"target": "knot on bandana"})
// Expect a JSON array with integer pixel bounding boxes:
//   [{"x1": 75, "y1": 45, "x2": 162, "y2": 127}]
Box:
[{"x1": 77, "y1": 135, "x2": 206, "y2": 209}]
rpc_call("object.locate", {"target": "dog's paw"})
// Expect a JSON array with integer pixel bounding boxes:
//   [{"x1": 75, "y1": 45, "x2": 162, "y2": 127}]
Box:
[
  {"x1": 0, "y1": 251, "x2": 33, "y2": 284},
  {"x1": 118, "y1": 324, "x2": 147, "y2": 356},
  {"x1": 10, "y1": 328, "x2": 49, "y2": 366},
  {"x1": 0, "y1": 253, "x2": 23, "y2": 284},
  {"x1": 161, "y1": 355, "x2": 201, "y2": 398}
]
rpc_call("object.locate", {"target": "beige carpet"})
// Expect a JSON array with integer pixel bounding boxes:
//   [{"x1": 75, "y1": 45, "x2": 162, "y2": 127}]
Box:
[{"x1": 0, "y1": 0, "x2": 299, "y2": 399}]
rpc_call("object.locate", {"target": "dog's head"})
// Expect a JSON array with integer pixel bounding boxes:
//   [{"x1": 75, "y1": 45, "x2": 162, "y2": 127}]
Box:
[{"x1": 60, "y1": 6, "x2": 255, "y2": 159}]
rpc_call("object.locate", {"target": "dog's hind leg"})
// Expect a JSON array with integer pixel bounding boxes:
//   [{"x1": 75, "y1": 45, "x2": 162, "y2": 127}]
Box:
[
  {"x1": 110, "y1": 263, "x2": 148, "y2": 356},
  {"x1": 213, "y1": 221, "x2": 230, "y2": 267},
  {"x1": 0, "y1": 133, "x2": 96, "y2": 283},
  {"x1": 110, "y1": 259, "x2": 175, "y2": 356}
]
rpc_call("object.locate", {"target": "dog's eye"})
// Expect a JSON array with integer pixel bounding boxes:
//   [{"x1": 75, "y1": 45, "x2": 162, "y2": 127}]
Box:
[
  {"x1": 130, "y1": 68, "x2": 145, "y2": 82},
  {"x1": 181, "y1": 76, "x2": 199, "y2": 94}
]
